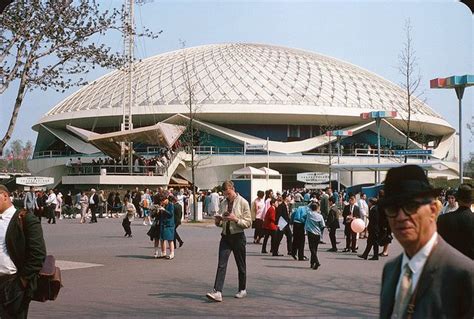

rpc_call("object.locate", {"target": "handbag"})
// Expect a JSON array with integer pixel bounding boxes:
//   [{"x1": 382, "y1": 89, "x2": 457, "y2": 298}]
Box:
[
  {"x1": 18, "y1": 210, "x2": 63, "y2": 302},
  {"x1": 32, "y1": 255, "x2": 62, "y2": 302}
]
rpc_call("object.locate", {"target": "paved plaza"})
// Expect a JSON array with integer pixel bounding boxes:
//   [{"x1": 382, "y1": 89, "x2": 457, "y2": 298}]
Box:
[{"x1": 29, "y1": 217, "x2": 403, "y2": 318}]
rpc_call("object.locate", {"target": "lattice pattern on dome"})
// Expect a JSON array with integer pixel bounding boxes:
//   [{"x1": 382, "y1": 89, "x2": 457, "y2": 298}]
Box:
[{"x1": 46, "y1": 43, "x2": 441, "y2": 119}]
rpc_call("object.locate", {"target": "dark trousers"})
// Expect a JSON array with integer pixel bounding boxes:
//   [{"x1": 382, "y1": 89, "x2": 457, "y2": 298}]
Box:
[
  {"x1": 277, "y1": 225, "x2": 292, "y2": 254},
  {"x1": 291, "y1": 222, "x2": 305, "y2": 259},
  {"x1": 329, "y1": 227, "x2": 338, "y2": 250},
  {"x1": 253, "y1": 219, "x2": 263, "y2": 241},
  {"x1": 345, "y1": 224, "x2": 357, "y2": 251},
  {"x1": 307, "y1": 232, "x2": 321, "y2": 267},
  {"x1": 361, "y1": 234, "x2": 379, "y2": 258},
  {"x1": 174, "y1": 224, "x2": 183, "y2": 247},
  {"x1": 47, "y1": 204, "x2": 56, "y2": 224},
  {"x1": 0, "y1": 275, "x2": 30, "y2": 319},
  {"x1": 261, "y1": 229, "x2": 274, "y2": 253},
  {"x1": 122, "y1": 217, "x2": 131, "y2": 236},
  {"x1": 90, "y1": 204, "x2": 97, "y2": 223},
  {"x1": 214, "y1": 232, "x2": 246, "y2": 292}
]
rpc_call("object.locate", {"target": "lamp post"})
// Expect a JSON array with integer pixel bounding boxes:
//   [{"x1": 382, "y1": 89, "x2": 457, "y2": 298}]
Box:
[
  {"x1": 430, "y1": 74, "x2": 474, "y2": 184},
  {"x1": 360, "y1": 111, "x2": 397, "y2": 184},
  {"x1": 326, "y1": 130, "x2": 353, "y2": 191}
]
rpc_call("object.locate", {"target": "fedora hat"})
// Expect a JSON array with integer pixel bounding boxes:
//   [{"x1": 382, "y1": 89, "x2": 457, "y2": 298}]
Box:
[
  {"x1": 455, "y1": 184, "x2": 473, "y2": 204},
  {"x1": 379, "y1": 165, "x2": 441, "y2": 210}
]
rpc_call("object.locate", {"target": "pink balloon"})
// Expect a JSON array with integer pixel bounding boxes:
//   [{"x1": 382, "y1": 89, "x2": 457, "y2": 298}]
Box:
[{"x1": 351, "y1": 218, "x2": 365, "y2": 233}]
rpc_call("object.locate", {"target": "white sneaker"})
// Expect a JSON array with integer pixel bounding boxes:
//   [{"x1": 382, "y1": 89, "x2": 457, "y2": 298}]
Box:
[
  {"x1": 234, "y1": 290, "x2": 247, "y2": 299},
  {"x1": 153, "y1": 251, "x2": 159, "y2": 259},
  {"x1": 143, "y1": 221, "x2": 147, "y2": 226},
  {"x1": 206, "y1": 290, "x2": 222, "y2": 302}
]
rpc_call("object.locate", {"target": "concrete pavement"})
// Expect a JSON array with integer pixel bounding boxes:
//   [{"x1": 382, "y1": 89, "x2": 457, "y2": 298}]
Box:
[{"x1": 28, "y1": 217, "x2": 402, "y2": 318}]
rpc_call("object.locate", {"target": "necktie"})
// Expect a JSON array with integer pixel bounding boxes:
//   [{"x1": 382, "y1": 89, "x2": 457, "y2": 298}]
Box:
[{"x1": 393, "y1": 264, "x2": 413, "y2": 318}]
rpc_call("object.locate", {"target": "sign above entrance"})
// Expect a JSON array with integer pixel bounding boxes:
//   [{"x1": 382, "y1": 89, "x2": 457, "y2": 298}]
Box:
[
  {"x1": 16, "y1": 176, "x2": 55, "y2": 187},
  {"x1": 394, "y1": 149, "x2": 433, "y2": 156},
  {"x1": 297, "y1": 172, "x2": 336, "y2": 184}
]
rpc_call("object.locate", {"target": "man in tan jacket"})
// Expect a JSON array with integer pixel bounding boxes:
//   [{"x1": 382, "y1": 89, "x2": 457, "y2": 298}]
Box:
[{"x1": 206, "y1": 180, "x2": 251, "y2": 302}]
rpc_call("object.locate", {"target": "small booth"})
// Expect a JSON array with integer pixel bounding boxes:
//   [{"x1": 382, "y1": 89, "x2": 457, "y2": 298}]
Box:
[{"x1": 231, "y1": 166, "x2": 282, "y2": 203}]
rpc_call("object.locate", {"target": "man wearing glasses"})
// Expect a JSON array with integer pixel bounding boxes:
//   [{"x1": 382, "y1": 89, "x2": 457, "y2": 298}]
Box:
[
  {"x1": 379, "y1": 165, "x2": 473, "y2": 319},
  {"x1": 0, "y1": 185, "x2": 46, "y2": 318}
]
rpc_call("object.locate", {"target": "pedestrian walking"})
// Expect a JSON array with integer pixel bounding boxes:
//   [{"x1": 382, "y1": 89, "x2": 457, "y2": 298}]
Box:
[{"x1": 304, "y1": 202, "x2": 325, "y2": 269}]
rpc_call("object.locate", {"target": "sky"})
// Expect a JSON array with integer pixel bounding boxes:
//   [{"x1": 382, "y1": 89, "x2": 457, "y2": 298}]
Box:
[{"x1": 1, "y1": 0, "x2": 473, "y2": 158}]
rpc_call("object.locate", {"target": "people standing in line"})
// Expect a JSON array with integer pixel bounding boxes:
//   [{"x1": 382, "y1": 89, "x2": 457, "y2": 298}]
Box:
[
  {"x1": 437, "y1": 184, "x2": 474, "y2": 259},
  {"x1": 342, "y1": 194, "x2": 360, "y2": 252},
  {"x1": 121, "y1": 197, "x2": 136, "y2": 238},
  {"x1": 304, "y1": 202, "x2": 325, "y2": 270},
  {"x1": 171, "y1": 195, "x2": 184, "y2": 249},
  {"x1": 357, "y1": 193, "x2": 369, "y2": 239},
  {"x1": 0, "y1": 185, "x2": 47, "y2": 319},
  {"x1": 261, "y1": 198, "x2": 278, "y2": 254},
  {"x1": 79, "y1": 191, "x2": 89, "y2": 224},
  {"x1": 23, "y1": 187, "x2": 38, "y2": 215},
  {"x1": 378, "y1": 165, "x2": 474, "y2": 319},
  {"x1": 440, "y1": 189, "x2": 459, "y2": 215},
  {"x1": 275, "y1": 192, "x2": 293, "y2": 256},
  {"x1": 251, "y1": 190, "x2": 265, "y2": 244},
  {"x1": 206, "y1": 180, "x2": 252, "y2": 302},
  {"x1": 358, "y1": 198, "x2": 380, "y2": 260},
  {"x1": 88, "y1": 189, "x2": 98, "y2": 223},
  {"x1": 290, "y1": 203, "x2": 308, "y2": 260},
  {"x1": 326, "y1": 196, "x2": 340, "y2": 252},
  {"x1": 45, "y1": 189, "x2": 58, "y2": 224}
]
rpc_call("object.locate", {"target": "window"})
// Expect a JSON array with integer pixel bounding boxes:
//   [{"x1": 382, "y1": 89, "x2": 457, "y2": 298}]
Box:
[{"x1": 287, "y1": 125, "x2": 300, "y2": 138}]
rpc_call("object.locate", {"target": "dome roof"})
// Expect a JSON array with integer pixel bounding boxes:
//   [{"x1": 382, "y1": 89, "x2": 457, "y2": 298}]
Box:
[{"x1": 46, "y1": 43, "x2": 441, "y2": 120}]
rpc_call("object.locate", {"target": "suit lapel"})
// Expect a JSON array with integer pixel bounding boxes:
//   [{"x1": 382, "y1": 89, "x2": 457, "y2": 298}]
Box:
[
  {"x1": 413, "y1": 239, "x2": 443, "y2": 301},
  {"x1": 382, "y1": 255, "x2": 402, "y2": 317}
]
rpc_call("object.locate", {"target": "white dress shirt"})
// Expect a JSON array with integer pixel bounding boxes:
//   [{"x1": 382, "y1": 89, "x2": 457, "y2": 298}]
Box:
[
  {"x1": 0, "y1": 205, "x2": 18, "y2": 275},
  {"x1": 46, "y1": 192, "x2": 58, "y2": 205},
  {"x1": 396, "y1": 232, "x2": 438, "y2": 296}
]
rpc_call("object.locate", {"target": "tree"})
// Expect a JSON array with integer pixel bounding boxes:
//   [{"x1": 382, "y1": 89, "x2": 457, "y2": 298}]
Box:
[
  {"x1": 177, "y1": 40, "x2": 211, "y2": 221},
  {"x1": 397, "y1": 18, "x2": 424, "y2": 163},
  {"x1": 0, "y1": 0, "x2": 160, "y2": 156}
]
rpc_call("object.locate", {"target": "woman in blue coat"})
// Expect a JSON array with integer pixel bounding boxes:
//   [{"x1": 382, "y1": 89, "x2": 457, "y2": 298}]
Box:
[{"x1": 158, "y1": 194, "x2": 175, "y2": 259}]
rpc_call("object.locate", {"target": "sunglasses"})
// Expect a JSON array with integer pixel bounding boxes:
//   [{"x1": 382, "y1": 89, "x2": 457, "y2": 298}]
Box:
[{"x1": 384, "y1": 198, "x2": 433, "y2": 218}]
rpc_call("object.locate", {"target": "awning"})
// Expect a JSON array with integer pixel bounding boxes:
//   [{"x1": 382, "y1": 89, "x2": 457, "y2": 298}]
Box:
[
  {"x1": 67, "y1": 122, "x2": 186, "y2": 159},
  {"x1": 42, "y1": 125, "x2": 100, "y2": 155}
]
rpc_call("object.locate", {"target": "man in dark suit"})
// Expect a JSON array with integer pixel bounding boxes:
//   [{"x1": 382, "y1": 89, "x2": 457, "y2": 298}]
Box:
[
  {"x1": 437, "y1": 183, "x2": 474, "y2": 259},
  {"x1": 88, "y1": 188, "x2": 99, "y2": 223},
  {"x1": 379, "y1": 165, "x2": 474, "y2": 319},
  {"x1": 275, "y1": 193, "x2": 292, "y2": 256},
  {"x1": 358, "y1": 197, "x2": 380, "y2": 260},
  {"x1": 342, "y1": 194, "x2": 360, "y2": 252},
  {"x1": 0, "y1": 185, "x2": 47, "y2": 318}
]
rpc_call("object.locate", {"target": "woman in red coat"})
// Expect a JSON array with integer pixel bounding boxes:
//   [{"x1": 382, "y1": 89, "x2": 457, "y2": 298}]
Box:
[{"x1": 261, "y1": 198, "x2": 278, "y2": 254}]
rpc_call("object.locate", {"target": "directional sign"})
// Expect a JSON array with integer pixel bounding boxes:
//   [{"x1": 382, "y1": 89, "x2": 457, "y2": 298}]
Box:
[
  {"x1": 16, "y1": 176, "x2": 54, "y2": 186},
  {"x1": 394, "y1": 149, "x2": 433, "y2": 156},
  {"x1": 245, "y1": 143, "x2": 267, "y2": 151},
  {"x1": 297, "y1": 172, "x2": 337, "y2": 184}
]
